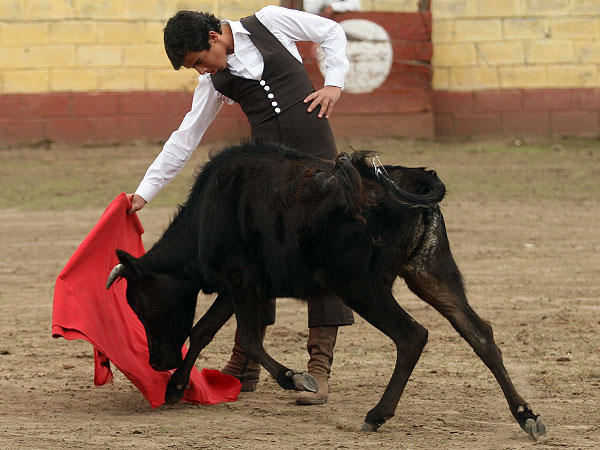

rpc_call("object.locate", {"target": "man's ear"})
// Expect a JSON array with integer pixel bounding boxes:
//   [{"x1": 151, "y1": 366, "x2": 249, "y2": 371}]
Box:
[{"x1": 208, "y1": 30, "x2": 219, "y2": 43}]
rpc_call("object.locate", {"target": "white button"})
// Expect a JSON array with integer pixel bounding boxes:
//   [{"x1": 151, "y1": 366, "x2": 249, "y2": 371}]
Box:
[
  {"x1": 275, "y1": 107, "x2": 281, "y2": 114},
  {"x1": 260, "y1": 80, "x2": 266, "y2": 86},
  {"x1": 268, "y1": 93, "x2": 274, "y2": 99},
  {"x1": 272, "y1": 101, "x2": 278, "y2": 107},
  {"x1": 264, "y1": 85, "x2": 270, "y2": 91}
]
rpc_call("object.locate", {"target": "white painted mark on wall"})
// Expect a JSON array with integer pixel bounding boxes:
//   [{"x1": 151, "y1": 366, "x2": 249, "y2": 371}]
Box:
[{"x1": 317, "y1": 19, "x2": 393, "y2": 94}]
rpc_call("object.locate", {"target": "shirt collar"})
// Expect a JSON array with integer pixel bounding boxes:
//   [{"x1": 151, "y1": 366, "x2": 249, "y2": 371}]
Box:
[{"x1": 222, "y1": 19, "x2": 250, "y2": 36}]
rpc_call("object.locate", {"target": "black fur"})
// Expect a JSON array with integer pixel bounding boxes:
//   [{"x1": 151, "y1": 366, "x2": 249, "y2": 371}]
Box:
[{"x1": 112, "y1": 142, "x2": 544, "y2": 437}]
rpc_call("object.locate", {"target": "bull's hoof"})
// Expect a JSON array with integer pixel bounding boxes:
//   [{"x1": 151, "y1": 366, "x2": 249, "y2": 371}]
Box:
[
  {"x1": 284, "y1": 370, "x2": 318, "y2": 392},
  {"x1": 525, "y1": 416, "x2": 547, "y2": 441},
  {"x1": 515, "y1": 404, "x2": 547, "y2": 440},
  {"x1": 164, "y1": 381, "x2": 187, "y2": 405},
  {"x1": 360, "y1": 421, "x2": 381, "y2": 432}
]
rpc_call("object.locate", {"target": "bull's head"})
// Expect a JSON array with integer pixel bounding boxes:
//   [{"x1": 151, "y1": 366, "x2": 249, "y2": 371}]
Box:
[{"x1": 106, "y1": 249, "x2": 198, "y2": 371}]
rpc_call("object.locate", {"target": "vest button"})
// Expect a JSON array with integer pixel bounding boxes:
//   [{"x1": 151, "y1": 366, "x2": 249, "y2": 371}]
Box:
[
  {"x1": 264, "y1": 85, "x2": 270, "y2": 91},
  {"x1": 260, "y1": 80, "x2": 266, "y2": 86},
  {"x1": 268, "y1": 93, "x2": 274, "y2": 99},
  {"x1": 272, "y1": 101, "x2": 278, "y2": 107},
  {"x1": 275, "y1": 107, "x2": 281, "y2": 114}
]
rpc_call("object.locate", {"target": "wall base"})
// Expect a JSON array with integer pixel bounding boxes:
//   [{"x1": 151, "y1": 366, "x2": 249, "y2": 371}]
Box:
[
  {"x1": 434, "y1": 88, "x2": 600, "y2": 139},
  {"x1": 0, "y1": 91, "x2": 433, "y2": 146}
]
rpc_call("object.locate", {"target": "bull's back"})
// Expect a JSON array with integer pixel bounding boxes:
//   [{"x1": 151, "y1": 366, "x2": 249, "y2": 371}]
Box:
[{"x1": 192, "y1": 143, "x2": 337, "y2": 297}]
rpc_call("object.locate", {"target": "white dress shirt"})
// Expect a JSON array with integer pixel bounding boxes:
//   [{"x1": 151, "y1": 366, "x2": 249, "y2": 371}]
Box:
[{"x1": 135, "y1": 5, "x2": 349, "y2": 203}]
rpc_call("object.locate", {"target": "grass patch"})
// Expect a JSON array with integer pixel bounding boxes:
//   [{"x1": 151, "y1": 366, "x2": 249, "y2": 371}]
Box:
[
  {"x1": 1, "y1": 138, "x2": 598, "y2": 211},
  {"x1": 0, "y1": 143, "x2": 213, "y2": 210}
]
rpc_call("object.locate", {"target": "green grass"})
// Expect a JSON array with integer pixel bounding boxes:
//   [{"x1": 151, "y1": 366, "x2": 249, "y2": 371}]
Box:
[
  {"x1": 1, "y1": 138, "x2": 599, "y2": 210},
  {"x1": 0, "y1": 143, "x2": 213, "y2": 210}
]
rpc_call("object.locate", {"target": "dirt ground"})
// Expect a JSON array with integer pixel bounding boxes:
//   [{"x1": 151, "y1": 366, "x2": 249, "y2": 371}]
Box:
[{"x1": 0, "y1": 140, "x2": 599, "y2": 449}]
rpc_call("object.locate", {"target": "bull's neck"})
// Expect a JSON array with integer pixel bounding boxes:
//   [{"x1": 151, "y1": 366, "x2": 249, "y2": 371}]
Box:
[{"x1": 141, "y1": 204, "x2": 200, "y2": 278}]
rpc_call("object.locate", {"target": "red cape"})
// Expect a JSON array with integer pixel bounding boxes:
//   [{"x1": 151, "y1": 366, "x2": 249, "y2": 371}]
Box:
[{"x1": 52, "y1": 193, "x2": 240, "y2": 407}]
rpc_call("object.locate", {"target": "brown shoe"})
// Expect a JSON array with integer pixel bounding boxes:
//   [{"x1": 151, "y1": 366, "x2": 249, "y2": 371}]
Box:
[
  {"x1": 221, "y1": 327, "x2": 266, "y2": 392},
  {"x1": 296, "y1": 325, "x2": 338, "y2": 405}
]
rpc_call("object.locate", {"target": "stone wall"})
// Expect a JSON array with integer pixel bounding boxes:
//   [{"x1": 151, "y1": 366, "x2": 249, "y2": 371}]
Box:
[
  {"x1": 0, "y1": 0, "x2": 416, "y2": 95},
  {"x1": 431, "y1": 0, "x2": 600, "y2": 138},
  {"x1": 0, "y1": 1, "x2": 431, "y2": 144},
  {"x1": 4, "y1": 1, "x2": 597, "y2": 142}
]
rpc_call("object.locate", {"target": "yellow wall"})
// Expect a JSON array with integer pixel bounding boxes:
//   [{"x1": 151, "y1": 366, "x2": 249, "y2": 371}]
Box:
[
  {"x1": 5, "y1": 1, "x2": 599, "y2": 94},
  {"x1": 432, "y1": 0, "x2": 600, "y2": 91},
  {"x1": 0, "y1": 0, "x2": 414, "y2": 94}
]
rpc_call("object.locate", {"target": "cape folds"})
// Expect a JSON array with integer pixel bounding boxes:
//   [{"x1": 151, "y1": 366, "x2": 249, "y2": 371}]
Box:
[{"x1": 52, "y1": 193, "x2": 240, "y2": 407}]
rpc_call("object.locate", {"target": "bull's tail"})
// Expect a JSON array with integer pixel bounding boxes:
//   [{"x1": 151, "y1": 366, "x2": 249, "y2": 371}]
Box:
[
  {"x1": 375, "y1": 166, "x2": 446, "y2": 208},
  {"x1": 348, "y1": 151, "x2": 446, "y2": 208}
]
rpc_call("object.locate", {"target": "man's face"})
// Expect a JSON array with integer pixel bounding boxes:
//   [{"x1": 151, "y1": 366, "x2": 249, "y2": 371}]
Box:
[{"x1": 182, "y1": 31, "x2": 228, "y2": 75}]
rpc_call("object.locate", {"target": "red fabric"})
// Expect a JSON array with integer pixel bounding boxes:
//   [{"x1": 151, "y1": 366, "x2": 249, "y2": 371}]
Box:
[{"x1": 52, "y1": 193, "x2": 240, "y2": 407}]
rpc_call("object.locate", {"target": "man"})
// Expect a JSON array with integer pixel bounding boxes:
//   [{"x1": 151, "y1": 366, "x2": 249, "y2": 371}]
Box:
[{"x1": 127, "y1": 5, "x2": 354, "y2": 405}]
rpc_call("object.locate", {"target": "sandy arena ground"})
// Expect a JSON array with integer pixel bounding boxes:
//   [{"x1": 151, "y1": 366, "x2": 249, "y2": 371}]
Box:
[{"x1": 0, "y1": 142, "x2": 598, "y2": 449}]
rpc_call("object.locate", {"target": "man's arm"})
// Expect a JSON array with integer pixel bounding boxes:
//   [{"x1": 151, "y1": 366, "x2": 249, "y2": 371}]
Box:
[
  {"x1": 258, "y1": 6, "x2": 349, "y2": 117},
  {"x1": 128, "y1": 76, "x2": 225, "y2": 213}
]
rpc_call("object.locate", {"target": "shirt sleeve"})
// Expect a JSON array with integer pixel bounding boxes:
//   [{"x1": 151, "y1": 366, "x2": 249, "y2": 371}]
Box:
[
  {"x1": 257, "y1": 5, "x2": 349, "y2": 89},
  {"x1": 134, "y1": 75, "x2": 225, "y2": 203}
]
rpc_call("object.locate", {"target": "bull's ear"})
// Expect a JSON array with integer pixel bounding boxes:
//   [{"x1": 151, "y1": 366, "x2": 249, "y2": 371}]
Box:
[{"x1": 116, "y1": 249, "x2": 142, "y2": 277}]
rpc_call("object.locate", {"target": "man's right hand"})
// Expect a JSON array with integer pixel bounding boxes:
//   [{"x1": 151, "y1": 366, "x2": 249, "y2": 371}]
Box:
[{"x1": 127, "y1": 194, "x2": 147, "y2": 214}]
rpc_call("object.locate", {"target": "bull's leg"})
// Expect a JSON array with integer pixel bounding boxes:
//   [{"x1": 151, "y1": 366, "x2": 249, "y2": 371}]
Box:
[
  {"x1": 328, "y1": 282, "x2": 428, "y2": 432},
  {"x1": 165, "y1": 294, "x2": 234, "y2": 404},
  {"x1": 321, "y1": 224, "x2": 428, "y2": 431},
  {"x1": 230, "y1": 297, "x2": 318, "y2": 393},
  {"x1": 401, "y1": 256, "x2": 546, "y2": 440}
]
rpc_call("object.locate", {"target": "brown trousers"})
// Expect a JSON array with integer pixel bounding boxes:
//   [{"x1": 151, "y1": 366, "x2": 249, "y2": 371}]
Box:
[{"x1": 251, "y1": 103, "x2": 354, "y2": 328}]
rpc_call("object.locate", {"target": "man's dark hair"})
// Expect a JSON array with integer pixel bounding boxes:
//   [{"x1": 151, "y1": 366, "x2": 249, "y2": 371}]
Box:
[{"x1": 163, "y1": 10, "x2": 222, "y2": 70}]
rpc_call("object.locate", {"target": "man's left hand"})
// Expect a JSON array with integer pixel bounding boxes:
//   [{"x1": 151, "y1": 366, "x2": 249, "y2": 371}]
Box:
[{"x1": 304, "y1": 86, "x2": 342, "y2": 119}]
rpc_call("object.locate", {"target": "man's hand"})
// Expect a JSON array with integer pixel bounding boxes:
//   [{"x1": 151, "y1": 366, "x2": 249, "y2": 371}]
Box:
[
  {"x1": 127, "y1": 194, "x2": 147, "y2": 214},
  {"x1": 304, "y1": 86, "x2": 342, "y2": 119}
]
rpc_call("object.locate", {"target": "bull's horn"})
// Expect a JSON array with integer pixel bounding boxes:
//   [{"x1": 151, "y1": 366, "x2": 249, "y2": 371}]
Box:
[{"x1": 106, "y1": 263, "x2": 125, "y2": 290}]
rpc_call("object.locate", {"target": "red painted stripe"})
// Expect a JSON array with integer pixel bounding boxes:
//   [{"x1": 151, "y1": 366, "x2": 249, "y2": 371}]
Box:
[
  {"x1": 433, "y1": 91, "x2": 474, "y2": 113},
  {"x1": 0, "y1": 91, "x2": 434, "y2": 144},
  {"x1": 303, "y1": 61, "x2": 431, "y2": 92},
  {"x1": 0, "y1": 95, "x2": 24, "y2": 117},
  {"x1": 71, "y1": 93, "x2": 120, "y2": 116},
  {"x1": 551, "y1": 111, "x2": 599, "y2": 136},
  {"x1": 0, "y1": 117, "x2": 46, "y2": 142},
  {"x1": 334, "y1": 12, "x2": 432, "y2": 41},
  {"x1": 2, "y1": 87, "x2": 600, "y2": 144},
  {"x1": 330, "y1": 113, "x2": 434, "y2": 139},
  {"x1": 523, "y1": 89, "x2": 572, "y2": 111},
  {"x1": 300, "y1": 41, "x2": 433, "y2": 64},
  {"x1": 474, "y1": 90, "x2": 522, "y2": 112},
  {"x1": 502, "y1": 112, "x2": 549, "y2": 136},
  {"x1": 336, "y1": 89, "x2": 431, "y2": 114},
  {"x1": 434, "y1": 88, "x2": 600, "y2": 138},
  {"x1": 21, "y1": 94, "x2": 71, "y2": 117},
  {"x1": 392, "y1": 41, "x2": 433, "y2": 62}
]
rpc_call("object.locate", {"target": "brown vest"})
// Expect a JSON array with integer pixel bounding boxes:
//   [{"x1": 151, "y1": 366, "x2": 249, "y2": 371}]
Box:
[{"x1": 211, "y1": 14, "x2": 337, "y2": 159}]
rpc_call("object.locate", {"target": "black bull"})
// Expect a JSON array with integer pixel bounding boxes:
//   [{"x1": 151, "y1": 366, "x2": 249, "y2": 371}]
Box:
[{"x1": 106, "y1": 142, "x2": 546, "y2": 439}]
